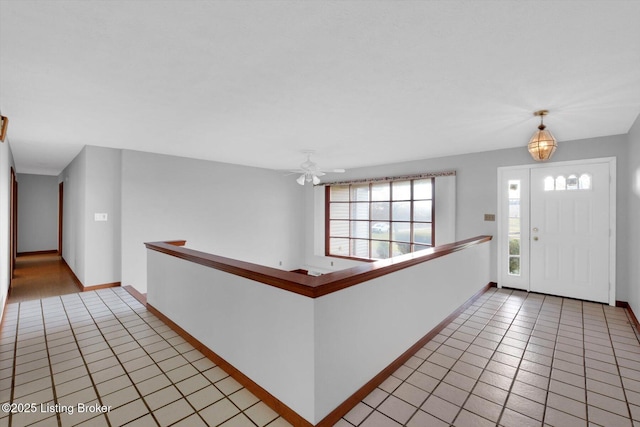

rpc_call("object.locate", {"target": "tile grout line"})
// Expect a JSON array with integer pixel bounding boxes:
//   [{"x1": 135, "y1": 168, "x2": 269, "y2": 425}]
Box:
[
  {"x1": 553, "y1": 299, "x2": 591, "y2": 422},
  {"x1": 98, "y1": 289, "x2": 204, "y2": 426},
  {"x1": 582, "y1": 301, "x2": 590, "y2": 426},
  {"x1": 98, "y1": 288, "x2": 265, "y2": 427},
  {"x1": 450, "y1": 289, "x2": 528, "y2": 425},
  {"x1": 8, "y1": 288, "x2": 639, "y2": 427},
  {"x1": 539, "y1": 296, "x2": 571, "y2": 425},
  {"x1": 75, "y1": 290, "x2": 160, "y2": 427},
  {"x1": 493, "y1": 292, "x2": 551, "y2": 426},
  {"x1": 371, "y1": 289, "x2": 504, "y2": 426},
  {"x1": 423, "y1": 289, "x2": 536, "y2": 426},
  {"x1": 112, "y1": 286, "x2": 289, "y2": 427},
  {"x1": 353, "y1": 288, "x2": 512, "y2": 426},
  {"x1": 7, "y1": 302, "x2": 21, "y2": 427},
  {"x1": 448, "y1": 290, "x2": 524, "y2": 425},
  {"x1": 602, "y1": 303, "x2": 635, "y2": 423},
  {"x1": 39, "y1": 298, "x2": 63, "y2": 427},
  {"x1": 59, "y1": 293, "x2": 115, "y2": 427},
  {"x1": 100, "y1": 288, "x2": 215, "y2": 427},
  {"x1": 112, "y1": 289, "x2": 218, "y2": 426}
]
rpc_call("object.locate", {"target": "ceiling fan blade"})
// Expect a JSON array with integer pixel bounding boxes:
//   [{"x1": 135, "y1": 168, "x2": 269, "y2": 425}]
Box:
[{"x1": 289, "y1": 152, "x2": 346, "y2": 184}]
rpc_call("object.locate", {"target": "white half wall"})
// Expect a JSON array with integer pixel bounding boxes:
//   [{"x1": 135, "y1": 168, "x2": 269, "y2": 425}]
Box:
[
  {"x1": 313, "y1": 241, "x2": 490, "y2": 421},
  {"x1": 146, "y1": 238, "x2": 491, "y2": 424},
  {"x1": 16, "y1": 173, "x2": 58, "y2": 253},
  {"x1": 146, "y1": 250, "x2": 316, "y2": 422}
]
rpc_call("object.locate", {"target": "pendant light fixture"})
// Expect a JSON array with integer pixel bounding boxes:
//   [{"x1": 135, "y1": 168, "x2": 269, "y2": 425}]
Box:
[{"x1": 527, "y1": 110, "x2": 557, "y2": 161}]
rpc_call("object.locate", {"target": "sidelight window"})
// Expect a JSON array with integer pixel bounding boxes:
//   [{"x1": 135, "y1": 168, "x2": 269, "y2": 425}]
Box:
[{"x1": 507, "y1": 180, "x2": 521, "y2": 276}]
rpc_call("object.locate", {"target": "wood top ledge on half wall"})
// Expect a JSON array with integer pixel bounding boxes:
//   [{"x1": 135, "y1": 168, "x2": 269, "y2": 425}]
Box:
[{"x1": 144, "y1": 235, "x2": 492, "y2": 298}]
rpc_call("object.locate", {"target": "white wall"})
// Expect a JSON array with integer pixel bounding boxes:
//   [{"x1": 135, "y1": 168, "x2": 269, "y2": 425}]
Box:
[
  {"x1": 59, "y1": 146, "x2": 306, "y2": 292},
  {"x1": 84, "y1": 146, "x2": 121, "y2": 286},
  {"x1": 121, "y1": 150, "x2": 305, "y2": 292},
  {"x1": 434, "y1": 175, "x2": 456, "y2": 244},
  {"x1": 16, "y1": 173, "x2": 58, "y2": 253},
  {"x1": 60, "y1": 147, "x2": 86, "y2": 283},
  {"x1": 305, "y1": 134, "x2": 631, "y2": 300},
  {"x1": 628, "y1": 114, "x2": 640, "y2": 315},
  {"x1": 0, "y1": 141, "x2": 15, "y2": 318},
  {"x1": 55, "y1": 127, "x2": 636, "y2": 302},
  {"x1": 60, "y1": 146, "x2": 121, "y2": 287}
]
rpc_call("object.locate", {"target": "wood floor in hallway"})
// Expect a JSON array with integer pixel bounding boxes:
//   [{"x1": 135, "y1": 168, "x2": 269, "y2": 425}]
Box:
[{"x1": 7, "y1": 252, "x2": 80, "y2": 303}]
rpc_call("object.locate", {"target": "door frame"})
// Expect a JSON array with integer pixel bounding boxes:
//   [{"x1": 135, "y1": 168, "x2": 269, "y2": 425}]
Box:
[
  {"x1": 9, "y1": 168, "x2": 17, "y2": 291},
  {"x1": 497, "y1": 157, "x2": 616, "y2": 305},
  {"x1": 58, "y1": 182, "x2": 63, "y2": 255}
]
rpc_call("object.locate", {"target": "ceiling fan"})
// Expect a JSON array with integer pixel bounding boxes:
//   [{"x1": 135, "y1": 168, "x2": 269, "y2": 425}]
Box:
[{"x1": 289, "y1": 151, "x2": 345, "y2": 185}]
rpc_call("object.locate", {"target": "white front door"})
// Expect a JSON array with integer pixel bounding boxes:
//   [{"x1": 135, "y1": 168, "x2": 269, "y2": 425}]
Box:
[
  {"x1": 498, "y1": 158, "x2": 615, "y2": 304},
  {"x1": 529, "y1": 163, "x2": 610, "y2": 303}
]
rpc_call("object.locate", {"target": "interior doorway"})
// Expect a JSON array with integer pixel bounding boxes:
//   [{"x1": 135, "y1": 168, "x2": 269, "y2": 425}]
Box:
[{"x1": 497, "y1": 157, "x2": 616, "y2": 305}]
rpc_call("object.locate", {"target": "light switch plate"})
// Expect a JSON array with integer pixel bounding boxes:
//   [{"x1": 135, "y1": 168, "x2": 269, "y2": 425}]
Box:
[
  {"x1": 484, "y1": 214, "x2": 496, "y2": 221},
  {"x1": 94, "y1": 213, "x2": 108, "y2": 221}
]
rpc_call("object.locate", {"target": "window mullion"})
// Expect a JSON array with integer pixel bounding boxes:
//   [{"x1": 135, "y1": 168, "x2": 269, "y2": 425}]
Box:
[
  {"x1": 410, "y1": 179, "x2": 414, "y2": 250},
  {"x1": 389, "y1": 182, "x2": 393, "y2": 256},
  {"x1": 369, "y1": 183, "x2": 372, "y2": 259},
  {"x1": 432, "y1": 177, "x2": 435, "y2": 246},
  {"x1": 349, "y1": 184, "x2": 353, "y2": 257}
]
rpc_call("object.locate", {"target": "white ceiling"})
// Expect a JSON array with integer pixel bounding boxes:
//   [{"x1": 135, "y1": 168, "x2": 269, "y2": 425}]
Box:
[{"x1": 1, "y1": 1, "x2": 639, "y2": 175}]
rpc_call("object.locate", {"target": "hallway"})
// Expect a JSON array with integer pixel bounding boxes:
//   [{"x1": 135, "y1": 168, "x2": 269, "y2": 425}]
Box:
[{"x1": 8, "y1": 253, "x2": 79, "y2": 304}]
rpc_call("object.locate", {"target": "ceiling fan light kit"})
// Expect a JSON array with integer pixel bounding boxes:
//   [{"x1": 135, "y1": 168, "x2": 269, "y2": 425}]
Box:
[
  {"x1": 527, "y1": 109, "x2": 558, "y2": 162},
  {"x1": 291, "y1": 151, "x2": 345, "y2": 186}
]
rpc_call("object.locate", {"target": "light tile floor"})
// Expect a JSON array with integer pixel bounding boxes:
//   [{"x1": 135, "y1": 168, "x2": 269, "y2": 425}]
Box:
[
  {"x1": 1, "y1": 287, "x2": 639, "y2": 426},
  {"x1": 339, "y1": 287, "x2": 640, "y2": 427},
  {"x1": 1, "y1": 288, "x2": 292, "y2": 427}
]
